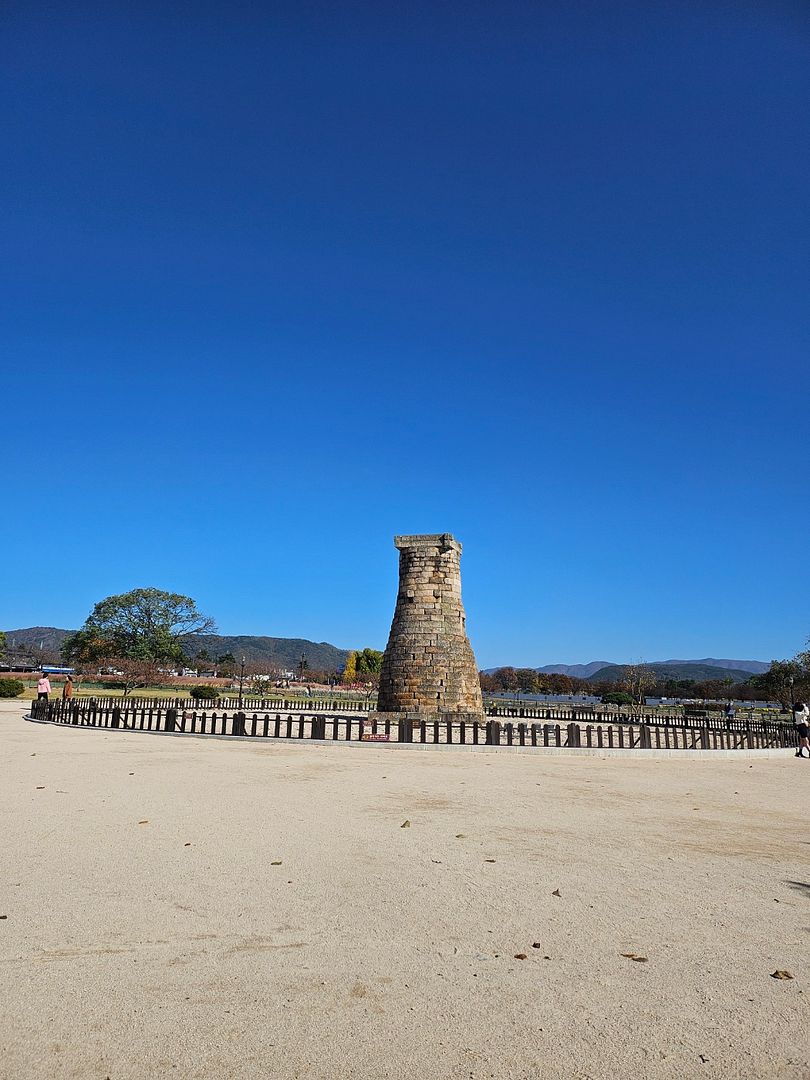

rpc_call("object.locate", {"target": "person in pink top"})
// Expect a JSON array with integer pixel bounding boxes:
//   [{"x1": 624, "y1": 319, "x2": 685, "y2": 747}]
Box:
[{"x1": 37, "y1": 674, "x2": 51, "y2": 701}]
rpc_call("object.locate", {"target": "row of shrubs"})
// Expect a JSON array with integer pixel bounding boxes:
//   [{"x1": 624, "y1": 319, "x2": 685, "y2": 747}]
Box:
[
  {"x1": 0, "y1": 680, "x2": 222, "y2": 700},
  {"x1": 0, "y1": 682, "x2": 280, "y2": 702}
]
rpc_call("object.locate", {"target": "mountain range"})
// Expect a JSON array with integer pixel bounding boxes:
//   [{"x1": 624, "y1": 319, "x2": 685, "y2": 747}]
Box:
[
  {"x1": 2, "y1": 627, "x2": 350, "y2": 674},
  {"x1": 5, "y1": 627, "x2": 772, "y2": 683},
  {"x1": 484, "y1": 658, "x2": 770, "y2": 682}
]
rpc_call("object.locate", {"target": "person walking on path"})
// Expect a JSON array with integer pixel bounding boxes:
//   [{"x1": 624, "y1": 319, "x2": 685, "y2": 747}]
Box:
[
  {"x1": 62, "y1": 675, "x2": 73, "y2": 701},
  {"x1": 794, "y1": 701, "x2": 810, "y2": 758},
  {"x1": 36, "y1": 674, "x2": 51, "y2": 701}
]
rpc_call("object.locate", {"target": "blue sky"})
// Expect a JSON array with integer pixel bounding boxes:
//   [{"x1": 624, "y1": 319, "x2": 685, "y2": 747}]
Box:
[{"x1": 2, "y1": 2, "x2": 808, "y2": 667}]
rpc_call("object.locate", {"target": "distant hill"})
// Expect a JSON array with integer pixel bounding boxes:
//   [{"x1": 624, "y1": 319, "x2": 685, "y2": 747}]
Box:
[
  {"x1": 536, "y1": 662, "x2": 614, "y2": 678},
  {"x1": 586, "y1": 662, "x2": 757, "y2": 684},
  {"x1": 654, "y1": 657, "x2": 770, "y2": 675},
  {"x1": 184, "y1": 634, "x2": 349, "y2": 673},
  {"x1": 3, "y1": 626, "x2": 71, "y2": 660},
  {"x1": 4, "y1": 626, "x2": 350, "y2": 674},
  {"x1": 482, "y1": 661, "x2": 613, "y2": 677}
]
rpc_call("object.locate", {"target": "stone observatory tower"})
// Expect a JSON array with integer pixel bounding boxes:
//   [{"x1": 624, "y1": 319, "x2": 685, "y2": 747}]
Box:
[{"x1": 377, "y1": 534, "x2": 484, "y2": 719}]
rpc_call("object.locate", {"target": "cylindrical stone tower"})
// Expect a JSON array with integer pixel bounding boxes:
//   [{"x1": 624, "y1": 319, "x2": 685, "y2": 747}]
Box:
[{"x1": 377, "y1": 534, "x2": 484, "y2": 719}]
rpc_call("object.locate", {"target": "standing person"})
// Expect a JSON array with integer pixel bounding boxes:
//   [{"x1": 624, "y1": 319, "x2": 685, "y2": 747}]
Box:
[
  {"x1": 725, "y1": 701, "x2": 736, "y2": 722},
  {"x1": 794, "y1": 702, "x2": 810, "y2": 758},
  {"x1": 37, "y1": 673, "x2": 51, "y2": 701},
  {"x1": 62, "y1": 675, "x2": 73, "y2": 701}
]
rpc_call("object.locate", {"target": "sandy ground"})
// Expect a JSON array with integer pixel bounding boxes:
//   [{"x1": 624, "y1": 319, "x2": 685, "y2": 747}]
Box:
[{"x1": 1, "y1": 702, "x2": 807, "y2": 1080}]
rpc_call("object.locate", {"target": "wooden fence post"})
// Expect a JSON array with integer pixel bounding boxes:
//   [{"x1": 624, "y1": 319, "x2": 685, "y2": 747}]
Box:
[
  {"x1": 165, "y1": 708, "x2": 177, "y2": 732},
  {"x1": 485, "y1": 720, "x2": 501, "y2": 746}
]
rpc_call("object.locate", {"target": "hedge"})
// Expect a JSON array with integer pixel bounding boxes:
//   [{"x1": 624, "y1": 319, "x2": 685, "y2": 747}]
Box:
[{"x1": 189, "y1": 685, "x2": 220, "y2": 701}]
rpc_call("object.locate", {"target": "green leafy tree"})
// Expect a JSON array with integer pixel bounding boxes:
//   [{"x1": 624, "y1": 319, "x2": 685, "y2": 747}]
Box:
[
  {"x1": 215, "y1": 652, "x2": 237, "y2": 677},
  {"x1": 63, "y1": 588, "x2": 216, "y2": 667},
  {"x1": 355, "y1": 648, "x2": 383, "y2": 678},
  {"x1": 750, "y1": 658, "x2": 809, "y2": 709},
  {"x1": 352, "y1": 647, "x2": 383, "y2": 689},
  {"x1": 0, "y1": 631, "x2": 6, "y2": 661},
  {"x1": 601, "y1": 691, "x2": 634, "y2": 706},
  {"x1": 516, "y1": 668, "x2": 539, "y2": 693}
]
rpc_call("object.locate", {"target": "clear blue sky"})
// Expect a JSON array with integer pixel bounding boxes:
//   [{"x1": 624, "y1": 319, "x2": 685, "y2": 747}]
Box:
[{"x1": 2, "y1": 2, "x2": 808, "y2": 667}]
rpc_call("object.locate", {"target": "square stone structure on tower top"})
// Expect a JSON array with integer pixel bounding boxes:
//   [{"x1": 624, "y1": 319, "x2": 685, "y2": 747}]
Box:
[{"x1": 376, "y1": 533, "x2": 484, "y2": 721}]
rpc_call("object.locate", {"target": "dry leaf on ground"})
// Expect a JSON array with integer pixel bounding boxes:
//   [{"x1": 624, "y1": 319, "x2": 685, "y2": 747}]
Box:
[
  {"x1": 770, "y1": 970, "x2": 793, "y2": 980},
  {"x1": 401, "y1": 820, "x2": 411, "y2": 828}
]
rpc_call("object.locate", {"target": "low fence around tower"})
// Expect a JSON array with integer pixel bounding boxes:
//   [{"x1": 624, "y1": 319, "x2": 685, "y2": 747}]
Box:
[
  {"x1": 28, "y1": 698, "x2": 797, "y2": 751},
  {"x1": 58, "y1": 694, "x2": 791, "y2": 731},
  {"x1": 62, "y1": 694, "x2": 373, "y2": 712}
]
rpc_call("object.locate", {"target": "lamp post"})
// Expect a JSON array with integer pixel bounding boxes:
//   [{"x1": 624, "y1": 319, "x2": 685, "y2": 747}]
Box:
[{"x1": 238, "y1": 656, "x2": 246, "y2": 711}]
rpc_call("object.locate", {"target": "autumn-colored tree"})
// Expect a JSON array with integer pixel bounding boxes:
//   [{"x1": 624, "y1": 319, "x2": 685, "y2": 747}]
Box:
[
  {"x1": 545, "y1": 673, "x2": 575, "y2": 695},
  {"x1": 107, "y1": 657, "x2": 164, "y2": 698},
  {"x1": 479, "y1": 671, "x2": 499, "y2": 693},
  {"x1": 496, "y1": 667, "x2": 519, "y2": 691},
  {"x1": 343, "y1": 651, "x2": 357, "y2": 684}
]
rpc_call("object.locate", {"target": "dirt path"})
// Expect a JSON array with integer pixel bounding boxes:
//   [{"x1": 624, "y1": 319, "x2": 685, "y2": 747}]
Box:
[{"x1": 1, "y1": 711, "x2": 807, "y2": 1079}]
